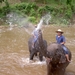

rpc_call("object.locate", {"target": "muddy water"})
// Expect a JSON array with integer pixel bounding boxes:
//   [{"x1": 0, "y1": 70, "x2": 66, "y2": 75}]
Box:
[{"x1": 0, "y1": 25, "x2": 75, "y2": 75}]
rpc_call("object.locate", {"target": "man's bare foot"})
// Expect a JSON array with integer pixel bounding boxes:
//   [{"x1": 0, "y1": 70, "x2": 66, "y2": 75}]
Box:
[{"x1": 67, "y1": 60, "x2": 71, "y2": 63}]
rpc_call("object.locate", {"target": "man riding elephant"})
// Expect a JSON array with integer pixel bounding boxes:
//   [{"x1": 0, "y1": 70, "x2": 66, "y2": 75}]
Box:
[
  {"x1": 45, "y1": 29, "x2": 72, "y2": 75},
  {"x1": 28, "y1": 25, "x2": 47, "y2": 61},
  {"x1": 32, "y1": 25, "x2": 38, "y2": 48},
  {"x1": 56, "y1": 29, "x2": 70, "y2": 62}
]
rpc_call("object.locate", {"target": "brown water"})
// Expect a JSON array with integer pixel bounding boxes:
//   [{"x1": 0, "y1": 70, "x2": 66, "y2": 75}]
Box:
[{"x1": 0, "y1": 25, "x2": 75, "y2": 75}]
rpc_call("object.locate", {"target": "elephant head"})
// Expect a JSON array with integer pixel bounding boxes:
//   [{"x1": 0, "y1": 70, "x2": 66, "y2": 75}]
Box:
[{"x1": 47, "y1": 43, "x2": 67, "y2": 63}]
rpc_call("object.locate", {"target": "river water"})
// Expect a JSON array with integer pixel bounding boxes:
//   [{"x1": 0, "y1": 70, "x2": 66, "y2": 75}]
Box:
[{"x1": 0, "y1": 25, "x2": 75, "y2": 75}]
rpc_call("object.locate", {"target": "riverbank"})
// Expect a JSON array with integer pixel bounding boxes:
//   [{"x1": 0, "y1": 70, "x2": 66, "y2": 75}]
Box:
[{"x1": 0, "y1": 1, "x2": 75, "y2": 25}]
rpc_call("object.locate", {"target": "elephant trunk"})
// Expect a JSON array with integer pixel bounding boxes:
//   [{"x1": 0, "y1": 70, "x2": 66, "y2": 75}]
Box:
[{"x1": 38, "y1": 32, "x2": 47, "y2": 57}]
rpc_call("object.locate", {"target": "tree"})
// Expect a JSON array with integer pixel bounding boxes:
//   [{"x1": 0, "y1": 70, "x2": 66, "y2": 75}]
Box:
[
  {"x1": 0, "y1": 0, "x2": 9, "y2": 7},
  {"x1": 66, "y1": 0, "x2": 72, "y2": 5},
  {"x1": 0, "y1": 0, "x2": 10, "y2": 15},
  {"x1": 0, "y1": 0, "x2": 4, "y2": 3},
  {"x1": 66, "y1": 0, "x2": 73, "y2": 11},
  {"x1": 4, "y1": 0, "x2": 9, "y2": 7}
]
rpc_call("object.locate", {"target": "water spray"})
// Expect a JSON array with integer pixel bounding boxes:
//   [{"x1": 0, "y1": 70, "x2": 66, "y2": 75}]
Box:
[
  {"x1": 6, "y1": 12, "x2": 35, "y2": 34},
  {"x1": 43, "y1": 12, "x2": 51, "y2": 25},
  {"x1": 36, "y1": 19, "x2": 43, "y2": 30},
  {"x1": 6, "y1": 12, "x2": 51, "y2": 34},
  {"x1": 36, "y1": 12, "x2": 51, "y2": 30}
]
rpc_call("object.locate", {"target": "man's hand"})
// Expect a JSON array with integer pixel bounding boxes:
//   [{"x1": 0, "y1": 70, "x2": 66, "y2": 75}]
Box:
[{"x1": 61, "y1": 42, "x2": 65, "y2": 45}]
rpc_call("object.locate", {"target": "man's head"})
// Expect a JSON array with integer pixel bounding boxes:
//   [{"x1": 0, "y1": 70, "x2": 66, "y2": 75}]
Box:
[{"x1": 56, "y1": 29, "x2": 64, "y2": 36}]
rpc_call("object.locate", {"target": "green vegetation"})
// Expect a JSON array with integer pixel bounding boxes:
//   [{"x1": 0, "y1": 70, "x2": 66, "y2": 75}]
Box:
[
  {"x1": 0, "y1": 0, "x2": 75, "y2": 25},
  {"x1": 0, "y1": 0, "x2": 4, "y2": 3}
]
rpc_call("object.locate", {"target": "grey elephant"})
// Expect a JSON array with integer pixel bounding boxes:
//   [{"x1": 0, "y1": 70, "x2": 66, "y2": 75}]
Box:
[
  {"x1": 37, "y1": 31, "x2": 72, "y2": 75},
  {"x1": 28, "y1": 30, "x2": 47, "y2": 61},
  {"x1": 46, "y1": 43, "x2": 71, "y2": 75}
]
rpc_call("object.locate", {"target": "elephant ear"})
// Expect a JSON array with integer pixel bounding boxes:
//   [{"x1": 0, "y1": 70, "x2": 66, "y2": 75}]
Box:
[
  {"x1": 59, "y1": 54, "x2": 66, "y2": 63},
  {"x1": 57, "y1": 47, "x2": 66, "y2": 63}
]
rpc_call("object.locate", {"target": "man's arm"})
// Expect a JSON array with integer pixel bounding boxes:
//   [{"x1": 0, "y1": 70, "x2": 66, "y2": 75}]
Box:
[{"x1": 61, "y1": 36, "x2": 66, "y2": 45}]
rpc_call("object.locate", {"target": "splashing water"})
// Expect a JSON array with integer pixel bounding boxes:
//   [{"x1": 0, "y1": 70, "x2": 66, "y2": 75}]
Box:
[
  {"x1": 36, "y1": 19, "x2": 43, "y2": 30},
  {"x1": 43, "y1": 12, "x2": 51, "y2": 25},
  {"x1": 6, "y1": 12, "x2": 35, "y2": 34},
  {"x1": 21, "y1": 57, "x2": 46, "y2": 66},
  {"x1": 36, "y1": 12, "x2": 51, "y2": 30},
  {"x1": 6, "y1": 12, "x2": 51, "y2": 34}
]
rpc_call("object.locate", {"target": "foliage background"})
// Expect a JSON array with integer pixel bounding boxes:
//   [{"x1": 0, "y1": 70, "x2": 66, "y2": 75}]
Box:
[{"x1": 0, "y1": 0, "x2": 75, "y2": 25}]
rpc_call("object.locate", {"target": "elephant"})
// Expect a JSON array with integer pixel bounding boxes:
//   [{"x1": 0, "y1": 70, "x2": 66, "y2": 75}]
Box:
[
  {"x1": 28, "y1": 30, "x2": 47, "y2": 61},
  {"x1": 46, "y1": 43, "x2": 71, "y2": 75},
  {"x1": 37, "y1": 31, "x2": 72, "y2": 75}
]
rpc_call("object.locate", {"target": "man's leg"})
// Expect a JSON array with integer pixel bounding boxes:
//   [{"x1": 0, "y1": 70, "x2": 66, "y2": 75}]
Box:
[
  {"x1": 32, "y1": 37, "x2": 38, "y2": 48},
  {"x1": 62, "y1": 46, "x2": 70, "y2": 62},
  {"x1": 65, "y1": 54, "x2": 70, "y2": 62}
]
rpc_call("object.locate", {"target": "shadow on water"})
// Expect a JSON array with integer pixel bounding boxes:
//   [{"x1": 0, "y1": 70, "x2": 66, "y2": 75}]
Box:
[{"x1": 0, "y1": 26, "x2": 75, "y2": 75}]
